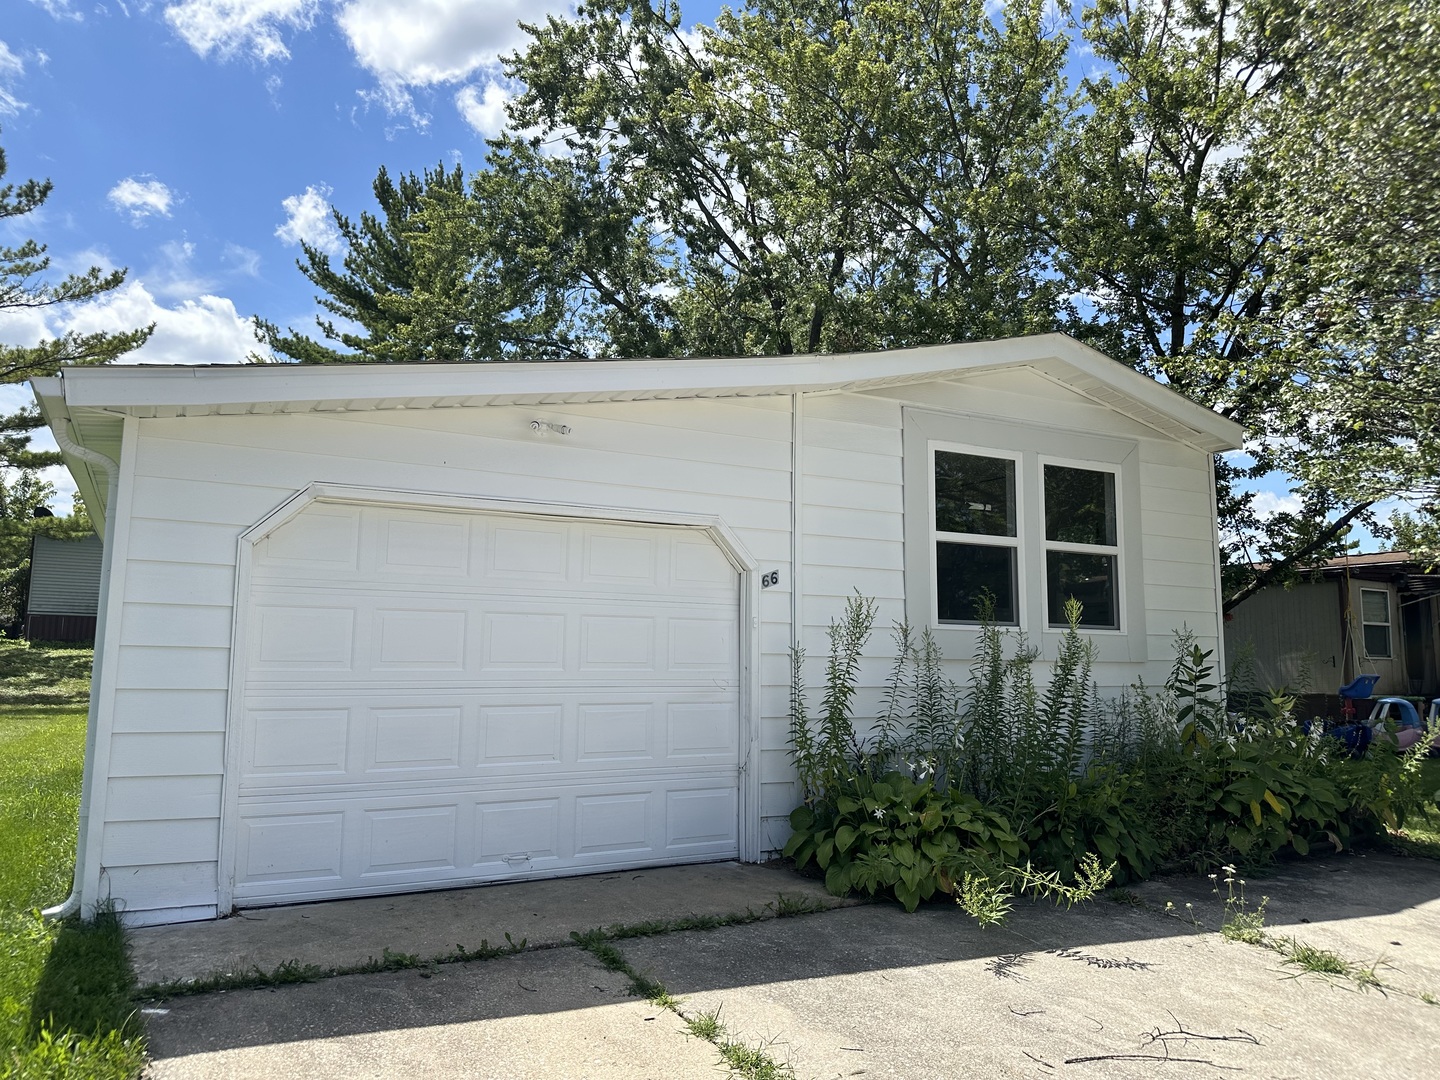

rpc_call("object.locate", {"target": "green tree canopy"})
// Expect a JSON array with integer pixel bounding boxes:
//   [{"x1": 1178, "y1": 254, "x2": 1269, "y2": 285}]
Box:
[{"x1": 258, "y1": 0, "x2": 1440, "y2": 603}]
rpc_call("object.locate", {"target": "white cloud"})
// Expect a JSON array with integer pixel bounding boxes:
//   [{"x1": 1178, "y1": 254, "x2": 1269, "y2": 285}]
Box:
[
  {"x1": 64, "y1": 280, "x2": 268, "y2": 365},
  {"x1": 29, "y1": 1, "x2": 83, "y2": 20},
  {"x1": 222, "y1": 242, "x2": 261, "y2": 277},
  {"x1": 355, "y1": 80, "x2": 430, "y2": 135},
  {"x1": 336, "y1": 0, "x2": 536, "y2": 86},
  {"x1": 1250, "y1": 491, "x2": 1303, "y2": 519},
  {"x1": 147, "y1": 239, "x2": 218, "y2": 300},
  {"x1": 107, "y1": 176, "x2": 175, "y2": 223},
  {"x1": 0, "y1": 278, "x2": 266, "y2": 366},
  {"x1": 275, "y1": 184, "x2": 342, "y2": 255},
  {"x1": 163, "y1": 0, "x2": 320, "y2": 63},
  {"x1": 455, "y1": 80, "x2": 511, "y2": 138},
  {"x1": 0, "y1": 40, "x2": 26, "y2": 116}
]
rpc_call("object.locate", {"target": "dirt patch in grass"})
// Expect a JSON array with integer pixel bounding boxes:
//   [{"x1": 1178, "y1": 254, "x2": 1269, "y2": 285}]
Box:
[{"x1": 0, "y1": 639, "x2": 93, "y2": 707}]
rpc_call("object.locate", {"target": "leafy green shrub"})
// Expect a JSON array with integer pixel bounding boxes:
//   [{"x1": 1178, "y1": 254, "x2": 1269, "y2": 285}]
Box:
[
  {"x1": 1186, "y1": 732, "x2": 1349, "y2": 858},
  {"x1": 1024, "y1": 765, "x2": 1167, "y2": 884},
  {"x1": 783, "y1": 772, "x2": 1022, "y2": 910}
]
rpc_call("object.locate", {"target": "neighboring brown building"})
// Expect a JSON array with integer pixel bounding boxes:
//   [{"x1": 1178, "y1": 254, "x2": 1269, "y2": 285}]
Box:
[
  {"x1": 23, "y1": 533, "x2": 103, "y2": 642},
  {"x1": 1224, "y1": 552, "x2": 1440, "y2": 715}
]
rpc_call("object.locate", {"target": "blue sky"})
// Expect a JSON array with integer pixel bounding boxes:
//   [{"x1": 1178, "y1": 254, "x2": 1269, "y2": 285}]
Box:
[{"x1": 0, "y1": 1, "x2": 1381, "y2": 547}]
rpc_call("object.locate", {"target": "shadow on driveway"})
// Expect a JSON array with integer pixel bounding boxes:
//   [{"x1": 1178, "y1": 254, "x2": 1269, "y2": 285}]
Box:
[{"x1": 140, "y1": 852, "x2": 1440, "y2": 1079}]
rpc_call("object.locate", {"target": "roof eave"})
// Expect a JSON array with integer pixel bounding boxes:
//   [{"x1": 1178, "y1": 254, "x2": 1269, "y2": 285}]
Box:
[{"x1": 46, "y1": 333, "x2": 1246, "y2": 454}]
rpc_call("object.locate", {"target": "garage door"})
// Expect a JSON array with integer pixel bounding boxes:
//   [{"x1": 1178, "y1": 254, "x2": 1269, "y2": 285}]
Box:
[{"x1": 231, "y1": 501, "x2": 741, "y2": 905}]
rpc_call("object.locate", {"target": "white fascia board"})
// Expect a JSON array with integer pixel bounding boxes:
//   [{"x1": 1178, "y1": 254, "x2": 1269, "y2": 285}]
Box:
[
  {"x1": 1037, "y1": 337, "x2": 1245, "y2": 452},
  {"x1": 51, "y1": 332, "x2": 1245, "y2": 451}
]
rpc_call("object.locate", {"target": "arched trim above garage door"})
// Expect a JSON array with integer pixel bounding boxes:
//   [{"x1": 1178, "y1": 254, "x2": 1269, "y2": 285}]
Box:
[{"x1": 217, "y1": 483, "x2": 761, "y2": 912}]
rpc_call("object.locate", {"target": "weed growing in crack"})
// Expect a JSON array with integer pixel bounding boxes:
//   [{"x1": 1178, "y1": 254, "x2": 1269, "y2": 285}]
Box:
[
  {"x1": 1213, "y1": 865, "x2": 1268, "y2": 945},
  {"x1": 571, "y1": 927, "x2": 796, "y2": 1077},
  {"x1": 1196, "y1": 869, "x2": 1388, "y2": 990},
  {"x1": 685, "y1": 1008, "x2": 724, "y2": 1041},
  {"x1": 771, "y1": 894, "x2": 829, "y2": 918},
  {"x1": 1163, "y1": 899, "x2": 1203, "y2": 929},
  {"x1": 1273, "y1": 938, "x2": 1385, "y2": 988},
  {"x1": 716, "y1": 1035, "x2": 795, "y2": 1080},
  {"x1": 142, "y1": 932, "x2": 530, "y2": 1000}
]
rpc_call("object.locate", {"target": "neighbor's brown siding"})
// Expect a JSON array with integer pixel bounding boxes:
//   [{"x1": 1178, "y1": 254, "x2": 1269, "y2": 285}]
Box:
[{"x1": 24, "y1": 613, "x2": 98, "y2": 642}]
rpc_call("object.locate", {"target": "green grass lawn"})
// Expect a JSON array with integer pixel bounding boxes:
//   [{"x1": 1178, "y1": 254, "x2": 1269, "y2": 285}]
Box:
[
  {"x1": 0, "y1": 646, "x2": 145, "y2": 1080},
  {"x1": 0, "y1": 640, "x2": 94, "y2": 708}
]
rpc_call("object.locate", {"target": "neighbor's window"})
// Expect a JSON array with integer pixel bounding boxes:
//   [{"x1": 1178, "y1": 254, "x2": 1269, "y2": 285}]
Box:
[
  {"x1": 1361, "y1": 588, "x2": 1392, "y2": 658},
  {"x1": 1043, "y1": 464, "x2": 1119, "y2": 629},
  {"x1": 933, "y1": 449, "x2": 1019, "y2": 624}
]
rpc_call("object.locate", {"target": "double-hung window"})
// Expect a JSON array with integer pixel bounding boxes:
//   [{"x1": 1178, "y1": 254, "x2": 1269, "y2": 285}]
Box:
[
  {"x1": 1043, "y1": 463, "x2": 1120, "y2": 630},
  {"x1": 932, "y1": 449, "x2": 1021, "y2": 624},
  {"x1": 1360, "y1": 588, "x2": 1392, "y2": 658}
]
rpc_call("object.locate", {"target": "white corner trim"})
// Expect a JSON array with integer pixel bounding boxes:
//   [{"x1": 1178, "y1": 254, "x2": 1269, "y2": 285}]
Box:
[{"x1": 79, "y1": 416, "x2": 139, "y2": 913}]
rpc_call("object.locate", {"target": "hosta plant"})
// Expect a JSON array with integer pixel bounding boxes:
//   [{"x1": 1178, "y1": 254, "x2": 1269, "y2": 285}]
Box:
[{"x1": 783, "y1": 771, "x2": 1023, "y2": 911}]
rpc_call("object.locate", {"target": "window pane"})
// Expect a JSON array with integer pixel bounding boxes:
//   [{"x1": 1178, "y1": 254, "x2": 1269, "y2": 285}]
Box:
[
  {"x1": 935, "y1": 452, "x2": 1016, "y2": 537},
  {"x1": 1046, "y1": 551, "x2": 1118, "y2": 629},
  {"x1": 1045, "y1": 465, "x2": 1116, "y2": 546},
  {"x1": 1360, "y1": 589, "x2": 1389, "y2": 625},
  {"x1": 937, "y1": 542, "x2": 1016, "y2": 624},
  {"x1": 1363, "y1": 624, "x2": 1392, "y2": 658}
]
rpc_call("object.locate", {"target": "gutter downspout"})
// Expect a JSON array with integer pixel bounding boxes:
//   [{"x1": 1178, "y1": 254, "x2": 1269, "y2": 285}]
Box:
[{"x1": 41, "y1": 418, "x2": 119, "y2": 921}]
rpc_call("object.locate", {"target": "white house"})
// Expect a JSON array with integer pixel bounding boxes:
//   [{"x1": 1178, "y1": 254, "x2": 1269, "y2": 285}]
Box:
[{"x1": 33, "y1": 333, "x2": 1243, "y2": 926}]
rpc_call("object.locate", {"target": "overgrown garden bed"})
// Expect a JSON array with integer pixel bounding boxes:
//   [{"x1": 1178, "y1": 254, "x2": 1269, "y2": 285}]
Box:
[{"x1": 784, "y1": 597, "x2": 1440, "y2": 922}]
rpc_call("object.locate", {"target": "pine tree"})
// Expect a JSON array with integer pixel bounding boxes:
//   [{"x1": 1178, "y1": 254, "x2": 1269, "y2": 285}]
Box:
[
  {"x1": 2, "y1": 132, "x2": 153, "y2": 472},
  {"x1": 1, "y1": 132, "x2": 151, "y2": 621}
]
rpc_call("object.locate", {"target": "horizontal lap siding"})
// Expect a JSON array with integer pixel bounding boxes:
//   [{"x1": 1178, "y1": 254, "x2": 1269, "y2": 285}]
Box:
[
  {"x1": 1139, "y1": 449, "x2": 1221, "y2": 676},
  {"x1": 763, "y1": 379, "x2": 1225, "y2": 852},
  {"x1": 101, "y1": 398, "x2": 796, "y2": 913},
  {"x1": 767, "y1": 395, "x2": 908, "y2": 850},
  {"x1": 96, "y1": 376, "x2": 1226, "y2": 903}
]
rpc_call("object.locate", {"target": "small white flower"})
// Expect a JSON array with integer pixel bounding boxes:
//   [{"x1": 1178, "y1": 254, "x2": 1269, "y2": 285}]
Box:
[{"x1": 872, "y1": 808, "x2": 884, "y2": 820}]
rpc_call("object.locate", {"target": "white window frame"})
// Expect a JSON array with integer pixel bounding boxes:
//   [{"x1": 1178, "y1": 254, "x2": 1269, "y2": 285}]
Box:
[
  {"x1": 1039, "y1": 455, "x2": 1124, "y2": 634},
  {"x1": 929, "y1": 442, "x2": 1025, "y2": 626},
  {"x1": 902, "y1": 407, "x2": 1147, "y2": 663},
  {"x1": 1360, "y1": 587, "x2": 1393, "y2": 658}
]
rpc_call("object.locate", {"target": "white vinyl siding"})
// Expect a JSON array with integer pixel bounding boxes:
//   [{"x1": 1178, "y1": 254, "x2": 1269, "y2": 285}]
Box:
[
  {"x1": 96, "y1": 399, "x2": 791, "y2": 919},
  {"x1": 83, "y1": 363, "x2": 1228, "y2": 922}
]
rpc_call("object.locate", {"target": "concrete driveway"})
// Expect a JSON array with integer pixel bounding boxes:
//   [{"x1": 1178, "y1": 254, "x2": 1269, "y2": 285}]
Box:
[{"x1": 136, "y1": 855, "x2": 1440, "y2": 1079}]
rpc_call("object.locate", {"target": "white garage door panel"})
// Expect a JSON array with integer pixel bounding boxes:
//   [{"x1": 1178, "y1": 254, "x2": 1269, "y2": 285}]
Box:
[
  {"x1": 239, "y1": 691, "x2": 738, "y2": 788},
  {"x1": 254, "y1": 507, "x2": 736, "y2": 600},
  {"x1": 235, "y1": 503, "x2": 742, "y2": 906},
  {"x1": 245, "y1": 592, "x2": 737, "y2": 686},
  {"x1": 232, "y1": 779, "x2": 740, "y2": 903}
]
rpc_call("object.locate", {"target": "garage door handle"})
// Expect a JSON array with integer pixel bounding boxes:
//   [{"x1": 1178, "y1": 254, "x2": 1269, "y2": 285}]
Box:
[{"x1": 503, "y1": 854, "x2": 531, "y2": 865}]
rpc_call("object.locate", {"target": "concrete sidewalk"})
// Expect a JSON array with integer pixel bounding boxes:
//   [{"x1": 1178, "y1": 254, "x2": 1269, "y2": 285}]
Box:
[
  {"x1": 129, "y1": 861, "x2": 852, "y2": 987},
  {"x1": 139, "y1": 854, "x2": 1440, "y2": 1080}
]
